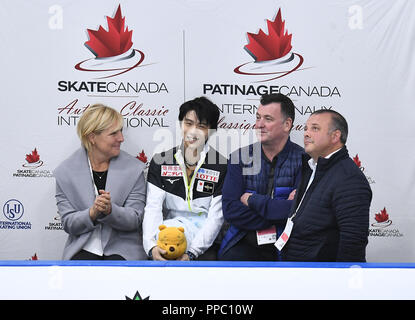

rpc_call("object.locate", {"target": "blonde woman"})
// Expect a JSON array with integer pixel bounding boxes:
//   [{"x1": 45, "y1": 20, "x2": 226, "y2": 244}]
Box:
[{"x1": 54, "y1": 104, "x2": 147, "y2": 260}]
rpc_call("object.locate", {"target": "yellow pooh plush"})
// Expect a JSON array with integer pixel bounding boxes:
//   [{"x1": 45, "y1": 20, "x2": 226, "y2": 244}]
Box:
[{"x1": 157, "y1": 225, "x2": 187, "y2": 260}]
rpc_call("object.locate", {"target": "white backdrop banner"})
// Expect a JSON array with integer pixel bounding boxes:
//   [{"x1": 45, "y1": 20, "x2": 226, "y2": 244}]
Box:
[{"x1": 0, "y1": 0, "x2": 414, "y2": 261}]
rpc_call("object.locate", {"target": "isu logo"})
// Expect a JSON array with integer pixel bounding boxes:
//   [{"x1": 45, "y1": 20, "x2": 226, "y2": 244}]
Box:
[
  {"x1": 75, "y1": 5, "x2": 147, "y2": 79},
  {"x1": 234, "y1": 8, "x2": 306, "y2": 82}
]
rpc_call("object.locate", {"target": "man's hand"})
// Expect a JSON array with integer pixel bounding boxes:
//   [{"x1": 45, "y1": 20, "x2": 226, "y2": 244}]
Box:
[
  {"x1": 288, "y1": 189, "x2": 296, "y2": 200},
  {"x1": 151, "y1": 246, "x2": 167, "y2": 261},
  {"x1": 176, "y1": 253, "x2": 190, "y2": 261},
  {"x1": 240, "y1": 192, "x2": 252, "y2": 206}
]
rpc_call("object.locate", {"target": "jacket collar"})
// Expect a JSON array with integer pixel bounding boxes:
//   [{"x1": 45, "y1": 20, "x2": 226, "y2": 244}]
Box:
[
  {"x1": 293, "y1": 146, "x2": 349, "y2": 215},
  {"x1": 261, "y1": 137, "x2": 293, "y2": 169},
  {"x1": 61, "y1": 147, "x2": 137, "y2": 209},
  {"x1": 302, "y1": 145, "x2": 349, "y2": 174},
  {"x1": 175, "y1": 140, "x2": 210, "y2": 166}
]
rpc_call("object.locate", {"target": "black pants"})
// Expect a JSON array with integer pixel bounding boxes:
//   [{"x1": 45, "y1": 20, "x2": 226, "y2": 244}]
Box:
[
  {"x1": 71, "y1": 249, "x2": 125, "y2": 260},
  {"x1": 197, "y1": 244, "x2": 219, "y2": 261},
  {"x1": 219, "y1": 231, "x2": 280, "y2": 261}
]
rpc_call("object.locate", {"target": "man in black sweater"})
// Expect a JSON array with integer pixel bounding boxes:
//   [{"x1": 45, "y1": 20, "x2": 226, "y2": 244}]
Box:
[{"x1": 280, "y1": 110, "x2": 372, "y2": 262}]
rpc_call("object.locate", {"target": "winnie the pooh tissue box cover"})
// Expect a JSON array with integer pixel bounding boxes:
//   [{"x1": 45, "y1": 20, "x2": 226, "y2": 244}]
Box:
[{"x1": 157, "y1": 225, "x2": 187, "y2": 260}]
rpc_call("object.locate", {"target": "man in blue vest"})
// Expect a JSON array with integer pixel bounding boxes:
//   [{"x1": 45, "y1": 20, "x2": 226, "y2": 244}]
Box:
[{"x1": 218, "y1": 93, "x2": 304, "y2": 261}]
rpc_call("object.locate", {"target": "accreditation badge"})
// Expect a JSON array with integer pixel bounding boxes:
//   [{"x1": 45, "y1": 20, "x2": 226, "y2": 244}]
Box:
[
  {"x1": 274, "y1": 217, "x2": 294, "y2": 251},
  {"x1": 256, "y1": 225, "x2": 277, "y2": 245}
]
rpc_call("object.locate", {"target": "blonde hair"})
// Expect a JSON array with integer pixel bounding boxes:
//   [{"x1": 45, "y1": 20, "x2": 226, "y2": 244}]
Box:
[{"x1": 77, "y1": 104, "x2": 123, "y2": 151}]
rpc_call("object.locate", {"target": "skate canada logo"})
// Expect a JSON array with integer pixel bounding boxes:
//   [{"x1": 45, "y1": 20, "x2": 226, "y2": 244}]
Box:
[
  {"x1": 353, "y1": 154, "x2": 375, "y2": 184},
  {"x1": 56, "y1": 4, "x2": 170, "y2": 129},
  {"x1": 13, "y1": 148, "x2": 53, "y2": 178},
  {"x1": 74, "y1": 4, "x2": 146, "y2": 79},
  {"x1": 136, "y1": 149, "x2": 150, "y2": 169},
  {"x1": 369, "y1": 207, "x2": 403, "y2": 238},
  {"x1": 44, "y1": 214, "x2": 63, "y2": 231}
]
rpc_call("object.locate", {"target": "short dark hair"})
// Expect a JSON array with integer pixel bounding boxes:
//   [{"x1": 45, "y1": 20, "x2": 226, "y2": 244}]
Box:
[
  {"x1": 260, "y1": 93, "x2": 295, "y2": 129},
  {"x1": 312, "y1": 109, "x2": 348, "y2": 144},
  {"x1": 178, "y1": 96, "x2": 220, "y2": 129}
]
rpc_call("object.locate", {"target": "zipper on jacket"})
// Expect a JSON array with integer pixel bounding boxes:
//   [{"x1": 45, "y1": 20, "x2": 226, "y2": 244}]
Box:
[{"x1": 174, "y1": 153, "x2": 204, "y2": 212}]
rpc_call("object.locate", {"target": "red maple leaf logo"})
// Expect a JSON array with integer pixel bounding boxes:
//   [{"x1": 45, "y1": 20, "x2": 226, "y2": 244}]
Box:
[
  {"x1": 26, "y1": 148, "x2": 40, "y2": 163},
  {"x1": 136, "y1": 150, "x2": 148, "y2": 164},
  {"x1": 85, "y1": 4, "x2": 133, "y2": 58},
  {"x1": 375, "y1": 207, "x2": 389, "y2": 223},
  {"x1": 244, "y1": 8, "x2": 292, "y2": 62},
  {"x1": 353, "y1": 154, "x2": 361, "y2": 168}
]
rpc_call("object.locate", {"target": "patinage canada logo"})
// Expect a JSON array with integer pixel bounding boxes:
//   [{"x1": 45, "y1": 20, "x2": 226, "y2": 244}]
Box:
[
  {"x1": 23, "y1": 148, "x2": 43, "y2": 169},
  {"x1": 353, "y1": 154, "x2": 375, "y2": 184},
  {"x1": 13, "y1": 148, "x2": 53, "y2": 178},
  {"x1": 202, "y1": 7, "x2": 340, "y2": 135},
  {"x1": 369, "y1": 207, "x2": 403, "y2": 238},
  {"x1": 74, "y1": 4, "x2": 145, "y2": 79},
  {"x1": 234, "y1": 8, "x2": 305, "y2": 82}
]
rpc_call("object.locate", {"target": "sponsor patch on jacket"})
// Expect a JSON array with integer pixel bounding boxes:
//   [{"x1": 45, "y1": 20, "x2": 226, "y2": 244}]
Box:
[
  {"x1": 196, "y1": 168, "x2": 220, "y2": 182},
  {"x1": 161, "y1": 165, "x2": 183, "y2": 177},
  {"x1": 196, "y1": 180, "x2": 214, "y2": 194}
]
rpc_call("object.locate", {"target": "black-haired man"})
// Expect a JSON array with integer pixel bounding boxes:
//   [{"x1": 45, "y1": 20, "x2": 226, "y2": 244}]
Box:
[
  {"x1": 218, "y1": 93, "x2": 304, "y2": 261},
  {"x1": 143, "y1": 97, "x2": 227, "y2": 261}
]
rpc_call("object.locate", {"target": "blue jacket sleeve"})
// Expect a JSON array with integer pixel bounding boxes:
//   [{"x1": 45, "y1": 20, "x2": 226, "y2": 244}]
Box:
[
  {"x1": 222, "y1": 161, "x2": 272, "y2": 231},
  {"x1": 247, "y1": 168, "x2": 301, "y2": 222},
  {"x1": 247, "y1": 194, "x2": 291, "y2": 221}
]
